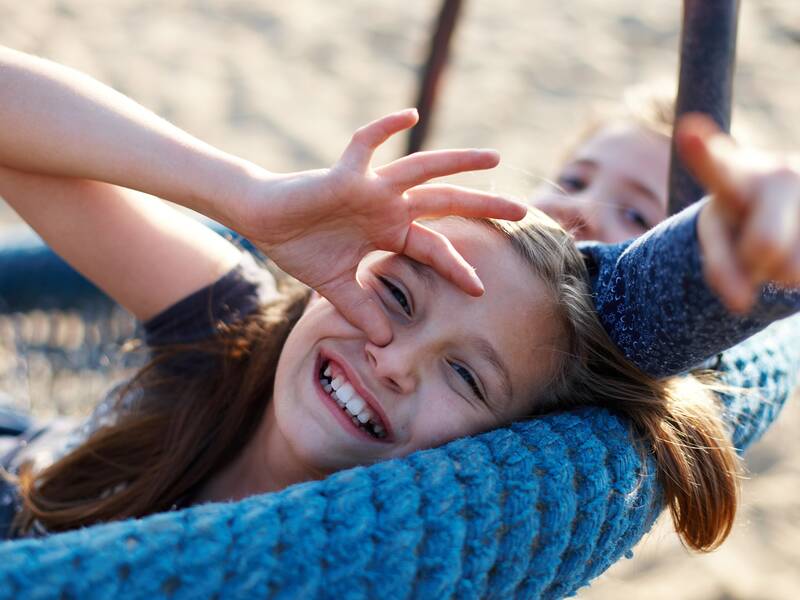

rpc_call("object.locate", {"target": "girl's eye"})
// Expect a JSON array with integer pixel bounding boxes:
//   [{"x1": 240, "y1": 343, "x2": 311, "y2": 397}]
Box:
[
  {"x1": 378, "y1": 276, "x2": 412, "y2": 316},
  {"x1": 620, "y1": 207, "x2": 650, "y2": 231},
  {"x1": 557, "y1": 174, "x2": 586, "y2": 193},
  {"x1": 449, "y1": 361, "x2": 485, "y2": 403}
]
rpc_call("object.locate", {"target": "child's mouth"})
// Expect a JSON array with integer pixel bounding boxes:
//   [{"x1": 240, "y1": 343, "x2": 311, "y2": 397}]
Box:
[{"x1": 319, "y1": 359, "x2": 387, "y2": 440}]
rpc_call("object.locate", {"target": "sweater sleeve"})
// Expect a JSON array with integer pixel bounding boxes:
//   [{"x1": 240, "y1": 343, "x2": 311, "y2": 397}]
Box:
[
  {"x1": 142, "y1": 252, "x2": 278, "y2": 347},
  {"x1": 137, "y1": 253, "x2": 279, "y2": 377},
  {"x1": 579, "y1": 199, "x2": 800, "y2": 377}
]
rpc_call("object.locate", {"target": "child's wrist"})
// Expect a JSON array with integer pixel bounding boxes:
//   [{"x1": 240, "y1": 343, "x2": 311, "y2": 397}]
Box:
[{"x1": 183, "y1": 154, "x2": 269, "y2": 229}]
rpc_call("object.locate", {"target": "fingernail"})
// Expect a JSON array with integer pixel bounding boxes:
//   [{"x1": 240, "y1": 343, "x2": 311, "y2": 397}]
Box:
[{"x1": 472, "y1": 273, "x2": 485, "y2": 294}]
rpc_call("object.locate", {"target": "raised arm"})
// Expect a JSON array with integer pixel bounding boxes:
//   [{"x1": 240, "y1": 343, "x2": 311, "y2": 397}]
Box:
[
  {"x1": 0, "y1": 48, "x2": 526, "y2": 340},
  {"x1": 581, "y1": 200, "x2": 800, "y2": 377},
  {"x1": 582, "y1": 115, "x2": 800, "y2": 377},
  {"x1": 0, "y1": 46, "x2": 254, "y2": 223},
  {"x1": 0, "y1": 167, "x2": 242, "y2": 321},
  {"x1": 0, "y1": 46, "x2": 265, "y2": 319}
]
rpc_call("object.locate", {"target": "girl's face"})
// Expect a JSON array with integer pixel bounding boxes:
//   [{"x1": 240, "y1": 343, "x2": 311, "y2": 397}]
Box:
[
  {"x1": 257, "y1": 219, "x2": 561, "y2": 485},
  {"x1": 531, "y1": 122, "x2": 670, "y2": 243}
]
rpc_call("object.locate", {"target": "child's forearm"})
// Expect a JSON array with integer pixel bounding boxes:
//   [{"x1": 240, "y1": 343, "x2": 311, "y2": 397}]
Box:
[
  {"x1": 582, "y1": 200, "x2": 800, "y2": 377},
  {"x1": 0, "y1": 165, "x2": 243, "y2": 320},
  {"x1": 0, "y1": 46, "x2": 258, "y2": 224}
]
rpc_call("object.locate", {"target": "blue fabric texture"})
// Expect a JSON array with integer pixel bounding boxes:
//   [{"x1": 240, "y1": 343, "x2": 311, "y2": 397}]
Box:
[{"x1": 0, "y1": 204, "x2": 798, "y2": 599}]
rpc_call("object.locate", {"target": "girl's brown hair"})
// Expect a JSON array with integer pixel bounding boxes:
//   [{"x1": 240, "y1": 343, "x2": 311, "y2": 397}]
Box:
[
  {"x1": 481, "y1": 211, "x2": 740, "y2": 551},
  {"x1": 15, "y1": 211, "x2": 740, "y2": 551},
  {"x1": 13, "y1": 277, "x2": 310, "y2": 533}
]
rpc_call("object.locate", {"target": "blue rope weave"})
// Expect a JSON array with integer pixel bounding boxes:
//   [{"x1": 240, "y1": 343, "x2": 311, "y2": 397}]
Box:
[{"x1": 0, "y1": 317, "x2": 796, "y2": 600}]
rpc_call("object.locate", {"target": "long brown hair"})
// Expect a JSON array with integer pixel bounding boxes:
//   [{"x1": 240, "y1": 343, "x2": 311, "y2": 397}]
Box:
[
  {"x1": 14, "y1": 276, "x2": 310, "y2": 533},
  {"x1": 16, "y1": 212, "x2": 739, "y2": 551},
  {"x1": 482, "y1": 212, "x2": 740, "y2": 551}
]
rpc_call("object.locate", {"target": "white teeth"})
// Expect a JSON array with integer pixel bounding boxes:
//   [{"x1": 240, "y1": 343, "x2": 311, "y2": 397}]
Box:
[
  {"x1": 338, "y1": 383, "x2": 355, "y2": 404},
  {"x1": 321, "y1": 367, "x2": 386, "y2": 437},
  {"x1": 330, "y1": 391, "x2": 346, "y2": 407},
  {"x1": 345, "y1": 396, "x2": 365, "y2": 415}
]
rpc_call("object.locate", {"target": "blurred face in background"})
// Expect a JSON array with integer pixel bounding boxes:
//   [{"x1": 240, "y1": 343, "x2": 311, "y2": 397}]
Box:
[{"x1": 530, "y1": 121, "x2": 670, "y2": 243}]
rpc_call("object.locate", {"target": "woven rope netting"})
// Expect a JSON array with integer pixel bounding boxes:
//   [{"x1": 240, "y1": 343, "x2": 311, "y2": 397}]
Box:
[{"x1": 0, "y1": 307, "x2": 140, "y2": 420}]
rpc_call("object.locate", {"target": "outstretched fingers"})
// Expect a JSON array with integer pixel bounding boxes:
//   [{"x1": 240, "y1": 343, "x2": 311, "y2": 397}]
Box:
[
  {"x1": 340, "y1": 109, "x2": 419, "y2": 172},
  {"x1": 675, "y1": 113, "x2": 750, "y2": 216},
  {"x1": 402, "y1": 222, "x2": 485, "y2": 297},
  {"x1": 679, "y1": 114, "x2": 800, "y2": 292},
  {"x1": 376, "y1": 148, "x2": 500, "y2": 190},
  {"x1": 405, "y1": 184, "x2": 527, "y2": 221}
]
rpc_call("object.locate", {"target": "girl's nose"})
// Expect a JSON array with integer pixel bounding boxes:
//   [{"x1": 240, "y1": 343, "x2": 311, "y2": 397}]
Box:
[{"x1": 364, "y1": 338, "x2": 418, "y2": 395}]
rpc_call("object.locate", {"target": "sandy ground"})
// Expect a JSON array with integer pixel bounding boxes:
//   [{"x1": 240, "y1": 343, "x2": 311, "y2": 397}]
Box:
[{"x1": 0, "y1": 1, "x2": 799, "y2": 597}]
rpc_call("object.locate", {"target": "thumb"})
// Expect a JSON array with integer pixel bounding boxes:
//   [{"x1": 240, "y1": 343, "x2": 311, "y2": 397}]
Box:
[{"x1": 317, "y1": 277, "x2": 393, "y2": 346}]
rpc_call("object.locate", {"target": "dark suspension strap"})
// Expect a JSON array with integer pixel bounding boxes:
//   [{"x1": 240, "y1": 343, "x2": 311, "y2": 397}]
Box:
[
  {"x1": 406, "y1": 0, "x2": 464, "y2": 155},
  {"x1": 668, "y1": 0, "x2": 740, "y2": 215}
]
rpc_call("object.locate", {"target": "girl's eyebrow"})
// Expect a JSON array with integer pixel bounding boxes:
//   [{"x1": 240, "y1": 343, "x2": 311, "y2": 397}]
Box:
[
  {"x1": 572, "y1": 158, "x2": 663, "y2": 208},
  {"x1": 399, "y1": 255, "x2": 437, "y2": 293},
  {"x1": 463, "y1": 334, "x2": 513, "y2": 404},
  {"x1": 397, "y1": 255, "x2": 512, "y2": 405}
]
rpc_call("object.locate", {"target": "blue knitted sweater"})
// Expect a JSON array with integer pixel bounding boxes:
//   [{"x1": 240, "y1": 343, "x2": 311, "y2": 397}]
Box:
[{"x1": 0, "y1": 202, "x2": 798, "y2": 599}]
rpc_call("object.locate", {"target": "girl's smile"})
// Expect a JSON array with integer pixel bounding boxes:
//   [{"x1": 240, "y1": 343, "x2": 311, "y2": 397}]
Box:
[{"x1": 314, "y1": 351, "x2": 394, "y2": 443}]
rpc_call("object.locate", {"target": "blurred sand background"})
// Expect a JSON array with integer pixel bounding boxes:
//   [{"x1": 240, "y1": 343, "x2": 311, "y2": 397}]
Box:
[{"x1": 0, "y1": 0, "x2": 799, "y2": 597}]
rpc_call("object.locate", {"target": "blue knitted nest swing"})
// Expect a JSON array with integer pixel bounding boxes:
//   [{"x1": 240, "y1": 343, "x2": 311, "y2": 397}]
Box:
[{"x1": 1, "y1": 2, "x2": 798, "y2": 598}]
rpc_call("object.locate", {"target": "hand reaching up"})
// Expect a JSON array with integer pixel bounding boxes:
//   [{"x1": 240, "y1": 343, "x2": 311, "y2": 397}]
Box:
[
  {"x1": 232, "y1": 109, "x2": 526, "y2": 344},
  {"x1": 677, "y1": 113, "x2": 800, "y2": 313}
]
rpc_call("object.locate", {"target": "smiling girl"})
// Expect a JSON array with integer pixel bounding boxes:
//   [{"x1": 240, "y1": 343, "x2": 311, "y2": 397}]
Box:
[
  {"x1": 0, "y1": 49, "x2": 799, "y2": 553},
  {"x1": 195, "y1": 216, "x2": 561, "y2": 501}
]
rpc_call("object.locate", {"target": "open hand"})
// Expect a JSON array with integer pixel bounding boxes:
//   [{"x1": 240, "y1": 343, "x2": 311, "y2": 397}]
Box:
[
  {"x1": 235, "y1": 109, "x2": 526, "y2": 344},
  {"x1": 677, "y1": 113, "x2": 800, "y2": 313}
]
